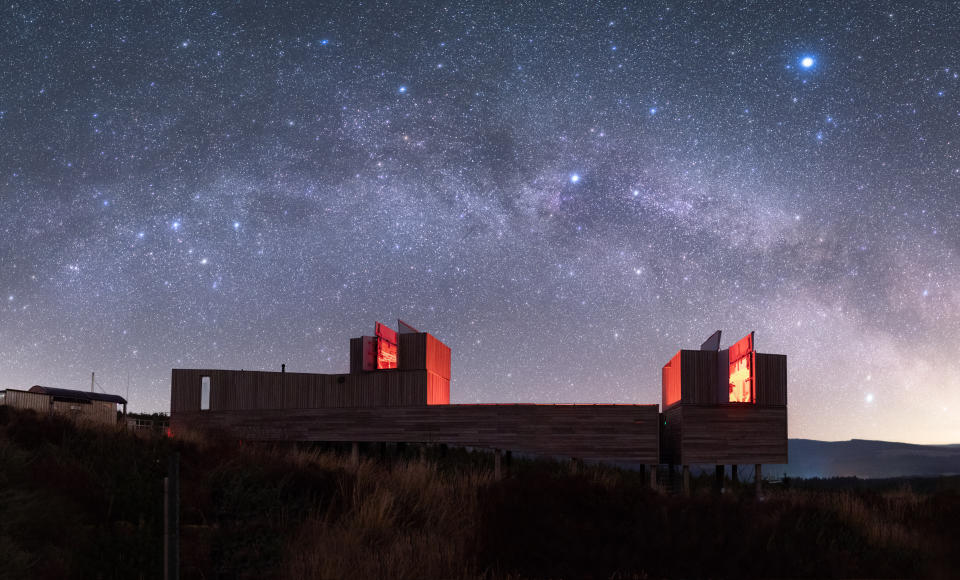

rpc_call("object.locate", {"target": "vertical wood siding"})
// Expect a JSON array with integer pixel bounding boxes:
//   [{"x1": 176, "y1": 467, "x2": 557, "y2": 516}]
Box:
[
  {"x1": 1, "y1": 389, "x2": 50, "y2": 412},
  {"x1": 756, "y1": 353, "x2": 788, "y2": 406},
  {"x1": 171, "y1": 368, "x2": 433, "y2": 412}
]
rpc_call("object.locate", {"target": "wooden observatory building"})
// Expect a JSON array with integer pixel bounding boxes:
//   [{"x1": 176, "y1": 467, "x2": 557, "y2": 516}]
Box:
[
  {"x1": 169, "y1": 320, "x2": 661, "y2": 466},
  {"x1": 660, "y1": 330, "x2": 788, "y2": 481},
  {"x1": 169, "y1": 322, "x2": 787, "y2": 487}
]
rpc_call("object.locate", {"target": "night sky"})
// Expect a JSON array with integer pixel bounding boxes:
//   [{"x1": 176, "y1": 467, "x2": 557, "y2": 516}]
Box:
[{"x1": 1, "y1": 2, "x2": 958, "y2": 444}]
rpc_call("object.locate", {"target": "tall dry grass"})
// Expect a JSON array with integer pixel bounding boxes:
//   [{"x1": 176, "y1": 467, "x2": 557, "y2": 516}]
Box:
[
  {"x1": 2, "y1": 407, "x2": 958, "y2": 579},
  {"x1": 282, "y1": 452, "x2": 493, "y2": 580}
]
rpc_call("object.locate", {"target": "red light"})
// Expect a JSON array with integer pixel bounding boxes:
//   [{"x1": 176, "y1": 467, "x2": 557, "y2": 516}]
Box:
[
  {"x1": 662, "y1": 350, "x2": 682, "y2": 407},
  {"x1": 728, "y1": 332, "x2": 755, "y2": 403},
  {"x1": 375, "y1": 322, "x2": 398, "y2": 369}
]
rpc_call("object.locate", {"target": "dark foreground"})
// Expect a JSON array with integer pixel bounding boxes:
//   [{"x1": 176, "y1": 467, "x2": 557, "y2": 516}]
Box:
[{"x1": 0, "y1": 407, "x2": 957, "y2": 579}]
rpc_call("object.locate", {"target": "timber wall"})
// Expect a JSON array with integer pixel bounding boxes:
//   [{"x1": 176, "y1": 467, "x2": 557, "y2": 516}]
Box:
[
  {"x1": 663, "y1": 405, "x2": 787, "y2": 464},
  {"x1": 1, "y1": 389, "x2": 49, "y2": 412},
  {"x1": 1, "y1": 389, "x2": 118, "y2": 425},
  {"x1": 171, "y1": 404, "x2": 660, "y2": 463},
  {"x1": 663, "y1": 350, "x2": 787, "y2": 408},
  {"x1": 171, "y1": 369, "x2": 435, "y2": 412}
]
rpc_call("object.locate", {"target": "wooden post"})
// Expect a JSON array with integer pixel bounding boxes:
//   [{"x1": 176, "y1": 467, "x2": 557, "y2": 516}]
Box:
[
  {"x1": 350, "y1": 442, "x2": 359, "y2": 468},
  {"x1": 682, "y1": 465, "x2": 690, "y2": 497},
  {"x1": 166, "y1": 453, "x2": 179, "y2": 580},
  {"x1": 494, "y1": 449, "x2": 502, "y2": 480},
  {"x1": 715, "y1": 465, "x2": 724, "y2": 494},
  {"x1": 755, "y1": 464, "x2": 762, "y2": 497},
  {"x1": 649, "y1": 465, "x2": 658, "y2": 491},
  {"x1": 163, "y1": 476, "x2": 168, "y2": 580}
]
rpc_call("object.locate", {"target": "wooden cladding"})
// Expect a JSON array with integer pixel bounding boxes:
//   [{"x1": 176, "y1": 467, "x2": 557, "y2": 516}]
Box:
[
  {"x1": 171, "y1": 368, "x2": 438, "y2": 412},
  {"x1": 755, "y1": 353, "x2": 787, "y2": 407},
  {"x1": 662, "y1": 405, "x2": 787, "y2": 465},
  {"x1": 1, "y1": 389, "x2": 119, "y2": 425},
  {"x1": 171, "y1": 404, "x2": 661, "y2": 463},
  {"x1": 663, "y1": 350, "x2": 787, "y2": 408},
  {"x1": 1, "y1": 389, "x2": 49, "y2": 412},
  {"x1": 426, "y1": 371, "x2": 449, "y2": 405},
  {"x1": 399, "y1": 333, "x2": 451, "y2": 379},
  {"x1": 681, "y1": 350, "x2": 719, "y2": 406}
]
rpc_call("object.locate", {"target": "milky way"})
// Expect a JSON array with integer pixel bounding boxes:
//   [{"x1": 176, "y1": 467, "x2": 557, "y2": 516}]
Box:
[{"x1": 1, "y1": 2, "x2": 958, "y2": 443}]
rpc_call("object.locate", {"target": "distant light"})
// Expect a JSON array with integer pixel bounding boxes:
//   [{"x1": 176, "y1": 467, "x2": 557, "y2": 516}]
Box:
[
  {"x1": 649, "y1": 107, "x2": 657, "y2": 115},
  {"x1": 866, "y1": 393, "x2": 874, "y2": 403},
  {"x1": 172, "y1": 221, "x2": 181, "y2": 230},
  {"x1": 200, "y1": 258, "x2": 208, "y2": 265},
  {"x1": 320, "y1": 39, "x2": 329, "y2": 46},
  {"x1": 800, "y1": 56, "x2": 815, "y2": 68},
  {"x1": 137, "y1": 232, "x2": 145, "y2": 239},
  {"x1": 569, "y1": 173, "x2": 580, "y2": 183},
  {"x1": 233, "y1": 222, "x2": 240, "y2": 230},
  {"x1": 398, "y1": 86, "x2": 407, "y2": 93}
]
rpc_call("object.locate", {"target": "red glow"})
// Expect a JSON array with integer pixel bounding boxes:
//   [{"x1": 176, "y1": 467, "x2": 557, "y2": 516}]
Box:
[
  {"x1": 728, "y1": 332, "x2": 755, "y2": 403},
  {"x1": 662, "y1": 350, "x2": 682, "y2": 407},
  {"x1": 166, "y1": 427, "x2": 173, "y2": 438},
  {"x1": 375, "y1": 322, "x2": 398, "y2": 369}
]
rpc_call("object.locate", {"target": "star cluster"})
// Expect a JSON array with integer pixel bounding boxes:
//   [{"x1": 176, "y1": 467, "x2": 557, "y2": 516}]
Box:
[{"x1": 1, "y1": 1, "x2": 958, "y2": 443}]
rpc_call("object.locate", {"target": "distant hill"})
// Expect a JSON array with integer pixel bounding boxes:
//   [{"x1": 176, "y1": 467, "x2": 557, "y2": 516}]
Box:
[{"x1": 768, "y1": 439, "x2": 960, "y2": 479}]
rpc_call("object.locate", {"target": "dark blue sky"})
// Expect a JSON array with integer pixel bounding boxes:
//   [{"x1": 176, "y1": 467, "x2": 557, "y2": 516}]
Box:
[{"x1": 1, "y1": 1, "x2": 957, "y2": 443}]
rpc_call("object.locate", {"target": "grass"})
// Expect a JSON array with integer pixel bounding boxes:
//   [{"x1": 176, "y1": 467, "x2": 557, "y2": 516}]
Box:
[{"x1": 0, "y1": 406, "x2": 957, "y2": 579}]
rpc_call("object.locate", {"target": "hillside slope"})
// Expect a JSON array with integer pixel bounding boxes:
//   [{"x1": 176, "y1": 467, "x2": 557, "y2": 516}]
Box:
[{"x1": 1, "y1": 407, "x2": 957, "y2": 579}]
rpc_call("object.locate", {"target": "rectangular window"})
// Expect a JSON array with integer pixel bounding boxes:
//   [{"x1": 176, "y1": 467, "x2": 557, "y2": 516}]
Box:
[{"x1": 200, "y1": 376, "x2": 211, "y2": 411}]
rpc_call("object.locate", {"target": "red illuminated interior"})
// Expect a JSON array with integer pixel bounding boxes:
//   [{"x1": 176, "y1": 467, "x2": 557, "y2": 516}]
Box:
[
  {"x1": 375, "y1": 322, "x2": 398, "y2": 369},
  {"x1": 728, "y1": 332, "x2": 755, "y2": 403},
  {"x1": 662, "y1": 350, "x2": 682, "y2": 407}
]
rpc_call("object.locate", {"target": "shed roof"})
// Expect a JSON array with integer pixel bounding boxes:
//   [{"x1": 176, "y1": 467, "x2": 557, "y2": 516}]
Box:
[{"x1": 28, "y1": 385, "x2": 127, "y2": 405}]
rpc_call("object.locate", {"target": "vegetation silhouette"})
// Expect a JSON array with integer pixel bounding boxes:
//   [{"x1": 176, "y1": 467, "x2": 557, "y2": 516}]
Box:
[{"x1": 0, "y1": 406, "x2": 956, "y2": 579}]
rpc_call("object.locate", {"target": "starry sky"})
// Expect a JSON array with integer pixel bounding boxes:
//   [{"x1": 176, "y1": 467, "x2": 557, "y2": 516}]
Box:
[{"x1": 1, "y1": 1, "x2": 958, "y2": 444}]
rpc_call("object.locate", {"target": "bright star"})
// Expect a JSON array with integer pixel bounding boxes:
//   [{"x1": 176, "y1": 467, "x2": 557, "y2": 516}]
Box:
[
  {"x1": 866, "y1": 393, "x2": 874, "y2": 403},
  {"x1": 233, "y1": 222, "x2": 240, "y2": 230},
  {"x1": 172, "y1": 221, "x2": 181, "y2": 230},
  {"x1": 569, "y1": 173, "x2": 580, "y2": 183},
  {"x1": 649, "y1": 107, "x2": 657, "y2": 115},
  {"x1": 800, "y1": 56, "x2": 814, "y2": 68},
  {"x1": 398, "y1": 86, "x2": 407, "y2": 93}
]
